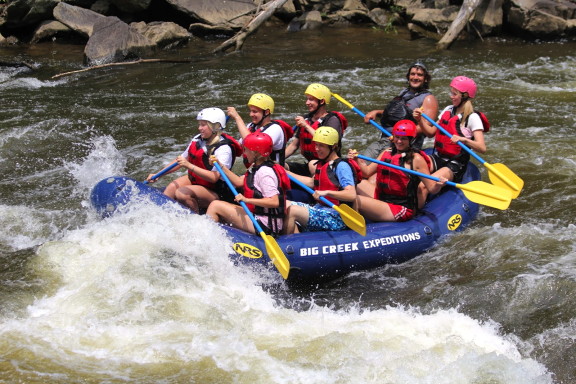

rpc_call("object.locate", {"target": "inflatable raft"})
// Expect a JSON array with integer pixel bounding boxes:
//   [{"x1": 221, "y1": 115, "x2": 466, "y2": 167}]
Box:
[{"x1": 90, "y1": 163, "x2": 481, "y2": 284}]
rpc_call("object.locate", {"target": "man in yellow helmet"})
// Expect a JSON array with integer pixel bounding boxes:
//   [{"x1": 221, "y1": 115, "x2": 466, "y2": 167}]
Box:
[
  {"x1": 284, "y1": 126, "x2": 359, "y2": 234},
  {"x1": 284, "y1": 83, "x2": 348, "y2": 176},
  {"x1": 227, "y1": 93, "x2": 288, "y2": 165}
]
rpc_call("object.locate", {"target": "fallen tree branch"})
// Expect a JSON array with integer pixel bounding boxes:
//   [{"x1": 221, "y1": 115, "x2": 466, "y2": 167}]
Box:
[
  {"x1": 51, "y1": 58, "x2": 193, "y2": 79},
  {"x1": 213, "y1": 0, "x2": 289, "y2": 54},
  {"x1": 436, "y1": 0, "x2": 483, "y2": 50}
]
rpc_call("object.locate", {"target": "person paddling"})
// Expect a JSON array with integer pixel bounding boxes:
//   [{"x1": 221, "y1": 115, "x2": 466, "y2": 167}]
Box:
[
  {"x1": 206, "y1": 131, "x2": 290, "y2": 236},
  {"x1": 413, "y1": 76, "x2": 488, "y2": 206},
  {"x1": 146, "y1": 107, "x2": 241, "y2": 213},
  {"x1": 284, "y1": 126, "x2": 361, "y2": 234},
  {"x1": 350, "y1": 120, "x2": 447, "y2": 222},
  {"x1": 227, "y1": 93, "x2": 290, "y2": 167}
]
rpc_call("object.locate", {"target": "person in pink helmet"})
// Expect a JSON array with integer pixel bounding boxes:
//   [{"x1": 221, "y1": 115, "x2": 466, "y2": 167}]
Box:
[
  {"x1": 206, "y1": 131, "x2": 290, "y2": 236},
  {"x1": 349, "y1": 120, "x2": 446, "y2": 222},
  {"x1": 414, "y1": 76, "x2": 488, "y2": 204}
]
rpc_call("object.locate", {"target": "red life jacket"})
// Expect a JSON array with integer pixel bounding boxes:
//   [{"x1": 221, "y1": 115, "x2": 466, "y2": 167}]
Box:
[
  {"x1": 187, "y1": 133, "x2": 242, "y2": 188},
  {"x1": 243, "y1": 160, "x2": 291, "y2": 235},
  {"x1": 434, "y1": 108, "x2": 490, "y2": 158},
  {"x1": 298, "y1": 111, "x2": 348, "y2": 161},
  {"x1": 374, "y1": 150, "x2": 419, "y2": 210},
  {"x1": 313, "y1": 158, "x2": 362, "y2": 207}
]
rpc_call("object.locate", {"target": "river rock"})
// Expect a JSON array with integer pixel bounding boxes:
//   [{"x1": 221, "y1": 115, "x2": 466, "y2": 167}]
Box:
[
  {"x1": 506, "y1": 0, "x2": 576, "y2": 36},
  {"x1": 53, "y1": 2, "x2": 106, "y2": 37},
  {"x1": 164, "y1": 0, "x2": 256, "y2": 27},
  {"x1": 31, "y1": 20, "x2": 75, "y2": 43},
  {"x1": 0, "y1": 0, "x2": 59, "y2": 29},
  {"x1": 84, "y1": 16, "x2": 155, "y2": 65},
  {"x1": 130, "y1": 21, "x2": 191, "y2": 49}
]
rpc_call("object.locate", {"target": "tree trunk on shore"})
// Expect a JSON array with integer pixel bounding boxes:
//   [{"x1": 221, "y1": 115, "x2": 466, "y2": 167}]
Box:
[
  {"x1": 213, "y1": 0, "x2": 289, "y2": 54},
  {"x1": 436, "y1": 0, "x2": 484, "y2": 50}
]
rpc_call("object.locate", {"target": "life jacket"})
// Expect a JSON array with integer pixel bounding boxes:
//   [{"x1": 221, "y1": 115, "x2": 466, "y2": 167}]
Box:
[
  {"x1": 381, "y1": 88, "x2": 431, "y2": 128},
  {"x1": 187, "y1": 133, "x2": 243, "y2": 188},
  {"x1": 243, "y1": 160, "x2": 291, "y2": 236},
  {"x1": 245, "y1": 120, "x2": 293, "y2": 166},
  {"x1": 374, "y1": 149, "x2": 420, "y2": 210},
  {"x1": 298, "y1": 111, "x2": 348, "y2": 161},
  {"x1": 434, "y1": 107, "x2": 490, "y2": 158},
  {"x1": 313, "y1": 158, "x2": 362, "y2": 207}
]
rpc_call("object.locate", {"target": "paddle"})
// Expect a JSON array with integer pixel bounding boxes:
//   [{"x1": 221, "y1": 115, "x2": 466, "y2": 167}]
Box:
[
  {"x1": 143, "y1": 162, "x2": 178, "y2": 184},
  {"x1": 213, "y1": 162, "x2": 290, "y2": 279},
  {"x1": 332, "y1": 93, "x2": 392, "y2": 137},
  {"x1": 420, "y1": 112, "x2": 524, "y2": 198},
  {"x1": 356, "y1": 154, "x2": 512, "y2": 210},
  {"x1": 287, "y1": 174, "x2": 367, "y2": 236}
]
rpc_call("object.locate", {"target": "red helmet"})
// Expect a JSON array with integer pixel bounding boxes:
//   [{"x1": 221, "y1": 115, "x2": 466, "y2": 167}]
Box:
[
  {"x1": 450, "y1": 76, "x2": 477, "y2": 99},
  {"x1": 243, "y1": 131, "x2": 273, "y2": 157},
  {"x1": 392, "y1": 120, "x2": 417, "y2": 138}
]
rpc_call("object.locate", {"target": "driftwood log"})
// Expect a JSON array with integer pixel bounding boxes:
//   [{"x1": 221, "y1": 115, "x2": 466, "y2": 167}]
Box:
[
  {"x1": 213, "y1": 0, "x2": 289, "y2": 53},
  {"x1": 436, "y1": 0, "x2": 484, "y2": 50}
]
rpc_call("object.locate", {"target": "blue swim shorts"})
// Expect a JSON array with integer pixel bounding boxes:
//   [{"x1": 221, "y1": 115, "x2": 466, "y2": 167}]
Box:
[{"x1": 291, "y1": 202, "x2": 347, "y2": 232}]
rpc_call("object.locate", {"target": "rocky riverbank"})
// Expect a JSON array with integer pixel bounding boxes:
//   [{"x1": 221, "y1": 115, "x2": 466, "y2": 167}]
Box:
[{"x1": 1, "y1": 0, "x2": 575, "y2": 66}]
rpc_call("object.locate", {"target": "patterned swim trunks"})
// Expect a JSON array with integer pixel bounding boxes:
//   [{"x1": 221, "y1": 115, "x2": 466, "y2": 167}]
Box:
[{"x1": 291, "y1": 202, "x2": 347, "y2": 232}]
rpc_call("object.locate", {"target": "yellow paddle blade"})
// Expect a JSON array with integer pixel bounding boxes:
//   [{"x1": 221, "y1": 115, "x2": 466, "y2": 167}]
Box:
[
  {"x1": 334, "y1": 204, "x2": 367, "y2": 236},
  {"x1": 456, "y1": 181, "x2": 512, "y2": 210},
  {"x1": 332, "y1": 93, "x2": 354, "y2": 109},
  {"x1": 261, "y1": 232, "x2": 290, "y2": 279},
  {"x1": 484, "y1": 162, "x2": 524, "y2": 199}
]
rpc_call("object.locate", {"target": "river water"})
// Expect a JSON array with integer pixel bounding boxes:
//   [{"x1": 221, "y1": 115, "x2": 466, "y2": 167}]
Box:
[{"x1": 1, "y1": 26, "x2": 575, "y2": 383}]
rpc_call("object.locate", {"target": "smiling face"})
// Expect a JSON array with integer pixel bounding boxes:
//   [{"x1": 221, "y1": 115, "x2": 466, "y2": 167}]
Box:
[
  {"x1": 248, "y1": 106, "x2": 265, "y2": 124},
  {"x1": 408, "y1": 67, "x2": 426, "y2": 90},
  {"x1": 392, "y1": 134, "x2": 411, "y2": 151},
  {"x1": 197, "y1": 120, "x2": 214, "y2": 139},
  {"x1": 449, "y1": 86, "x2": 464, "y2": 107},
  {"x1": 305, "y1": 94, "x2": 321, "y2": 112}
]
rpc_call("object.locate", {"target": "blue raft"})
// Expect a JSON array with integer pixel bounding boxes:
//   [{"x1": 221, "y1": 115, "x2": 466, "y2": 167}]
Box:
[{"x1": 90, "y1": 164, "x2": 481, "y2": 284}]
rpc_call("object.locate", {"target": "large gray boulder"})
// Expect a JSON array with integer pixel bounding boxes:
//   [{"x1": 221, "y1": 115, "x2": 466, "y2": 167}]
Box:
[
  {"x1": 53, "y1": 2, "x2": 106, "y2": 37},
  {"x1": 130, "y1": 21, "x2": 191, "y2": 49},
  {"x1": 84, "y1": 16, "x2": 155, "y2": 65},
  {"x1": 507, "y1": 0, "x2": 576, "y2": 36},
  {"x1": 164, "y1": 0, "x2": 256, "y2": 27}
]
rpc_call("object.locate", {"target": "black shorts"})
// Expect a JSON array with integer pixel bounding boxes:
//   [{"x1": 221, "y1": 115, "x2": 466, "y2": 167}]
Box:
[{"x1": 430, "y1": 152, "x2": 469, "y2": 183}]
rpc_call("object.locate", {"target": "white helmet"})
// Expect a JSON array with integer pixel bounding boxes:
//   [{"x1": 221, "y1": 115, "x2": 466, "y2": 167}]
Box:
[{"x1": 197, "y1": 107, "x2": 226, "y2": 129}]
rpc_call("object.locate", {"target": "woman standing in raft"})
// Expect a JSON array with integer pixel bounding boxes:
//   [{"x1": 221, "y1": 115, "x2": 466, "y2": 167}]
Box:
[
  {"x1": 146, "y1": 107, "x2": 242, "y2": 213},
  {"x1": 284, "y1": 126, "x2": 360, "y2": 234},
  {"x1": 349, "y1": 120, "x2": 446, "y2": 222},
  {"x1": 206, "y1": 131, "x2": 290, "y2": 236}
]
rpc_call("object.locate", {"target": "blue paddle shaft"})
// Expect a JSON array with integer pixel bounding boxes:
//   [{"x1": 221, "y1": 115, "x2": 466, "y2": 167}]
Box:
[
  {"x1": 287, "y1": 174, "x2": 338, "y2": 208},
  {"x1": 421, "y1": 112, "x2": 486, "y2": 165},
  {"x1": 350, "y1": 107, "x2": 391, "y2": 136},
  {"x1": 144, "y1": 161, "x2": 178, "y2": 184},
  {"x1": 213, "y1": 162, "x2": 266, "y2": 234},
  {"x1": 357, "y1": 154, "x2": 457, "y2": 188}
]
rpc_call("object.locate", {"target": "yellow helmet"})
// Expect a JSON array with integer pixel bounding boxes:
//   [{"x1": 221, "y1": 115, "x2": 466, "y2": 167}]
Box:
[
  {"x1": 305, "y1": 83, "x2": 331, "y2": 104},
  {"x1": 313, "y1": 126, "x2": 339, "y2": 146},
  {"x1": 247, "y1": 93, "x2": 274, "y2": 114}
]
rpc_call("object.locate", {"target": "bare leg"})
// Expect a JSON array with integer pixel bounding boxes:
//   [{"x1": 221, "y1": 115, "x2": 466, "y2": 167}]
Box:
[
  {"x1": 206, "y1": 200, "x2": 255, "y2": 233},
  {"x1": 283, "y1": 203, "x2": 309, "y2": 234},
  {"x1": 356, "y1": 195, "x2": 395, "y2": 222},
  {"x1": 175, "y1": 185, "x2": 219, "y2": 213},
  {"x1": 164, "y1": 175, "x2": 191, "y2": 199}
]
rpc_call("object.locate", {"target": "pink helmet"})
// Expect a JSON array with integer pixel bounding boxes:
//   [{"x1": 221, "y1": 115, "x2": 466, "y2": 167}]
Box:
[
  {"x1": 392, "y1": 120, "x2": 417, "y2": 138},
  {"x1": 243, "y1": 131, "x2": 273, "y2": 157},
  {"x1": 450, "y1": 76, "x2": 477, "y2": 99}
]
